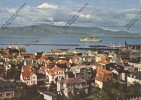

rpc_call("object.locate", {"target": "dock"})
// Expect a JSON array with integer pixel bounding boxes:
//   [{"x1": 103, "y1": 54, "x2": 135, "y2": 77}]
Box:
[
  {"x1": 0, "y1": 43, "x2": 79, "y2": 46},
  {"x1": 75, "y1": 47, "x2": 119, "y2": 51}
]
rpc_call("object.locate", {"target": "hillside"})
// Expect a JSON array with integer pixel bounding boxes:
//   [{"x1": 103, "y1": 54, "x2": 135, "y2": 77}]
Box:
[{"x1": 0, "y1": 24, "x2": 140, "y2": 37}]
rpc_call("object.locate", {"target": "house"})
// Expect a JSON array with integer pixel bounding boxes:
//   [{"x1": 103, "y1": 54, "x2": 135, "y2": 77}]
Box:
[
  {"x1": 0, "y1": 79, "x2": 15, "y2": 100},
  {"x1": 21, "y1": 52, "x2": 31, "y2": 59},
  {"x1": 37, "y1": 57, "x2": 46, "y2": 66},
  {"x1": 7, "y1": 44, "x2": 20, "y2": 56},
  {"x1": 56, "y1": 58, "x2": 70, "y2": 69},
  {"x1": 0, "y1": 66, "x2": 5, "y2": 76},
  {"x1": 127, "y1": 71, "x2": 141, "y2": 85},
  {"x1": 38, "y1": 91, "x2": 57, "y2": 100},
  {"x1": 45, "y1": 59, "x2": 54, "y2": 67},
  {"x1": 70, "y1": 65, "x2": 91, "y2": 81},
  {"x1": 105, "y1": 63, "x2": 127, "y2": 81},
  {"x1": 47, "y1": 66, "x2": 65, "y2": 84},
  {"x1": 69, "y1": 57, "x2": 78, "y2": 64},
  {"x1": 0, "y1": 49, "x2": 9, "y2": 56},
  {"x1": 20, "y1": 65, "x2": 37, "y2": 85},
  {"x1": 0, "y1": 59, "x2": 4, "y2": 66},
  {"x1": 95, "y1": 68, "x2": 115, "y2": 89},
  {"x1": 35, "y1": 51, "x2": 45, "y2": 59},
  {"x1": 95, "y1": 54, "x2": 107, "y2": 63},
  {"x1": 20, "y1": 71, "x2": 37, "y2": 85},
  {"x1": 39, "y1": 66, "x2": 49, "y2": 74},
  {"x1": 4, "y1": 62, "x2": 11, "y2": 72},
  {"x1": 57, "y1": 77, "x2": 89, "y2": 98},
  {"x1": 0, "y1": 49, "x2": 9, "y2": 61}
]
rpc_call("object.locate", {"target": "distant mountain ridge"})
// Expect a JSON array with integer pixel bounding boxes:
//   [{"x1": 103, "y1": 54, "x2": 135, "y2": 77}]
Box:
[{"x1": 0, "y1": 24, "x2": 140, "y2": 37}]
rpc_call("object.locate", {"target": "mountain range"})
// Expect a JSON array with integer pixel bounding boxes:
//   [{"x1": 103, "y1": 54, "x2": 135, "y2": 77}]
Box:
[{"x1": 0, "y1": 24, "x2": 140, "y2": 37}]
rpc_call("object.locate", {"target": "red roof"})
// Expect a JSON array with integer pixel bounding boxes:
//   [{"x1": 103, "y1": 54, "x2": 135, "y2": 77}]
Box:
[
  {"x1": 57, "y1": 59, "x2": 68, "y2": 64},
  {"x1": 48, "y1": 67, "x2": 63, "y2": 76},
  {"x1": 96, "y1": 68, "x2": 114, "y2": 82},
  {"x1": 22, "y1": 71, "x2": 34, "y2": 80},
  {"x1": 22, "y1": 65, "x2": 32, "y2": 72},
  {"x1": 97, "y1": 68, "x2": 112, "y2": 75},
  {"x1": 40, "y1": 66, "x2": 48, "y2": 74}
]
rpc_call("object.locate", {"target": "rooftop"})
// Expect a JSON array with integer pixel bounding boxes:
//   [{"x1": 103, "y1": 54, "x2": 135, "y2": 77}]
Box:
[{"x1": 58, "y1": 77, "x2": 87, "y2": 85}]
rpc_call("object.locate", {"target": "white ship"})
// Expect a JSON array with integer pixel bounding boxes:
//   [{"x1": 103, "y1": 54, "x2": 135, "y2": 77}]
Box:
[{"x1": 80, "y1": 37, "x2": 102, "y2": 42}]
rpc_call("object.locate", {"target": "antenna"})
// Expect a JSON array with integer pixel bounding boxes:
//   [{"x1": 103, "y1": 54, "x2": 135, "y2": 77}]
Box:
[
  {"x1": 1, "y1": 3, "x2": 26, "y2": 30},
  {"x1": 63, "y1": 3, "x2": 88, "y2": 30}
]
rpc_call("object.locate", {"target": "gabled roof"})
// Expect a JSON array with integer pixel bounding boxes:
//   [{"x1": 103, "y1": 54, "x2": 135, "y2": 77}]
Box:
[
  {"x1": 40, "y1": 66, "x2": 48, "y2": 74},
  {"x1": 69, "y1": 57, "x2": 78, "y2": 63},
  {"x1": 71, "y1": 66, "x2": 87, "y2": 73},
  {"x1": 96, "y1": 68, "x2": 114, "y2": 83},
  {"x1": 58, "y1": 77, "x2": 87, "y2": 85},
  {"x1": 97, "y1": 68, "x2": 112, "y2": 75},
  {"x1": 57, "y1": 59, "x2": 68, "y2": 64},
  {"x1": 22, "y1": 65, "x2": 32, "y2": 72},
  {"x1": 22, "y1": 71, "x2": 34, "y2": 80},
  {"x1": 48, "y1": 66, "x2": 64, "y2": 76},
  {"x1": 46, "y1": 59, "x2": 53, "y2": 65}
]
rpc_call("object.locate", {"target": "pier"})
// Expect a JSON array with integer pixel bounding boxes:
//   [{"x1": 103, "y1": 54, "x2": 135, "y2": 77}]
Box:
[
  {"x1": 75, "y1": 47, "x2": 119, "y2": 51},
  {"x1": 0, "y1": 43, "x2": 79, "y2": 46}
]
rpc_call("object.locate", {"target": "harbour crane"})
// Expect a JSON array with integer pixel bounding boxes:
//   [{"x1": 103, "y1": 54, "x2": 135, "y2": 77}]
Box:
[
  {"x1": 63, "y1": 3, "x2": 88, "y2": 30},
  {"x1": 1, "y1": 3, "x2": 26, "y2": 30}
]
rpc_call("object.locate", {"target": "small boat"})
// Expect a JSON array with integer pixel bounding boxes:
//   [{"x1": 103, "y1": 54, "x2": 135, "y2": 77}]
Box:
[
  {"x1": 34, "y1": 40, "x2": 39, "y2": 42},
  {"x1": 80, "y1": 37, "x2": 102, "y2": 42}
]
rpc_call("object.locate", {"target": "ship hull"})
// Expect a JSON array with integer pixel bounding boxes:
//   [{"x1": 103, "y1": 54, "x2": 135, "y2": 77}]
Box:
[{"x1": 80, "y1": 38, "x2": 102, "y2": 42}]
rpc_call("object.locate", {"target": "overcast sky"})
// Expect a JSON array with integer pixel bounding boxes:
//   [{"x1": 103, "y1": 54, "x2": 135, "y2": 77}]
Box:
[{"x1": 0, "y1": 0, "x2": 140, "y2": 33}]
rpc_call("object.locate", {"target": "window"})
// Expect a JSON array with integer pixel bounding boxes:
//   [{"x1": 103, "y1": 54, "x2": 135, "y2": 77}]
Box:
[
  {"x1": 0, "y1": 93, "x2": 2, "y2": 97},
  {"x1": 33, "y1": 81, "x2": 35, "y2": 84},
  {"x1": 6, "y1": 93, "x2": 11, "y2": 96}
]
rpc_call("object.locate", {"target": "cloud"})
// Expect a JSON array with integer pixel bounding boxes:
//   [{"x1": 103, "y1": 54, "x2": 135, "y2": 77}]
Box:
[
  {"x1": 37, "y1": 3, "x2": 58, "y2": 9},
  {"x1": 71, "y1": 11, "x2": 91, "y2": 19},
  {"x1": 0, "y1": 3, "x2": 140, "y2": 32}
]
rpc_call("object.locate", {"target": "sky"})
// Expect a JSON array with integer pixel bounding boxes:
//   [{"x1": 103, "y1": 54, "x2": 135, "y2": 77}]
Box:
[{"x1": 0, "y1": 0, "x2": 140, "y2": 33}]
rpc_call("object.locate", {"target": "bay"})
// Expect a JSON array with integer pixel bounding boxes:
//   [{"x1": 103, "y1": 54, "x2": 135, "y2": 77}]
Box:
[{"x1": 0, "y1": 36, "x2": 140, "y2": 53}]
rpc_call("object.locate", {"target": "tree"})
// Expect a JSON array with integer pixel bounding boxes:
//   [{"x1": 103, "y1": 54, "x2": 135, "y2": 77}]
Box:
[{"x1": 127, "y1": 82, "x2": 141, "y2": 97}]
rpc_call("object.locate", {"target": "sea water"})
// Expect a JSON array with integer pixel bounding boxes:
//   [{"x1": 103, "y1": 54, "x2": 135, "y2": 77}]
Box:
[{"x1": 0, "y1": 36, "x2": 140, "y2": 53}]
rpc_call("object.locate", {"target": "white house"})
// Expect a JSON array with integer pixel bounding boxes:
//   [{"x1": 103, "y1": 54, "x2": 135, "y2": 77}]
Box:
[
  {"x1": 0, "y1": 89, "x2": 15, "y2": 100},
  {"x1": 0, "y1": 78, "x2": 15, "y2": 100},
  {"x1": 57, "y1": 77, "x2": 89, "y2": 98},
  {"x1": 38, "y1": 91, "x2": 57, "y2": 100},
  {"x1": 20, "y1": 71, "x2": 37, "y2": 85},
  {"x1": 127, "y1": 74, "x2": 141, "y2": 85},
  {"x1": 20, "y1": 65, "x2": 37, "y2": 85},
  {"x1": 47, "y1": 66, "x2": 65, "y2": 84}
]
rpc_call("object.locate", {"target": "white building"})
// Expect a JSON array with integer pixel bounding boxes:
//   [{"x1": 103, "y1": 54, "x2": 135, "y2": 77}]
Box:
[
  {"x1": 57, "y1": 77, "x2": 89, "y2": 97},
  {"x1": 0, "y1": 90, "x2": 15, "y2": 100},
  {"x1": 47, "y1": 66, "x2": 65, "y2": 84},
  {"x1": 20, "y1": 65, "x2": 37, "y2": 85},
  {"x1": 20, "y1": 72, "x2": 37, "y2": 85},
  {"x1": 38, "y1": 91, "x2": 57, "y2": 100}
]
